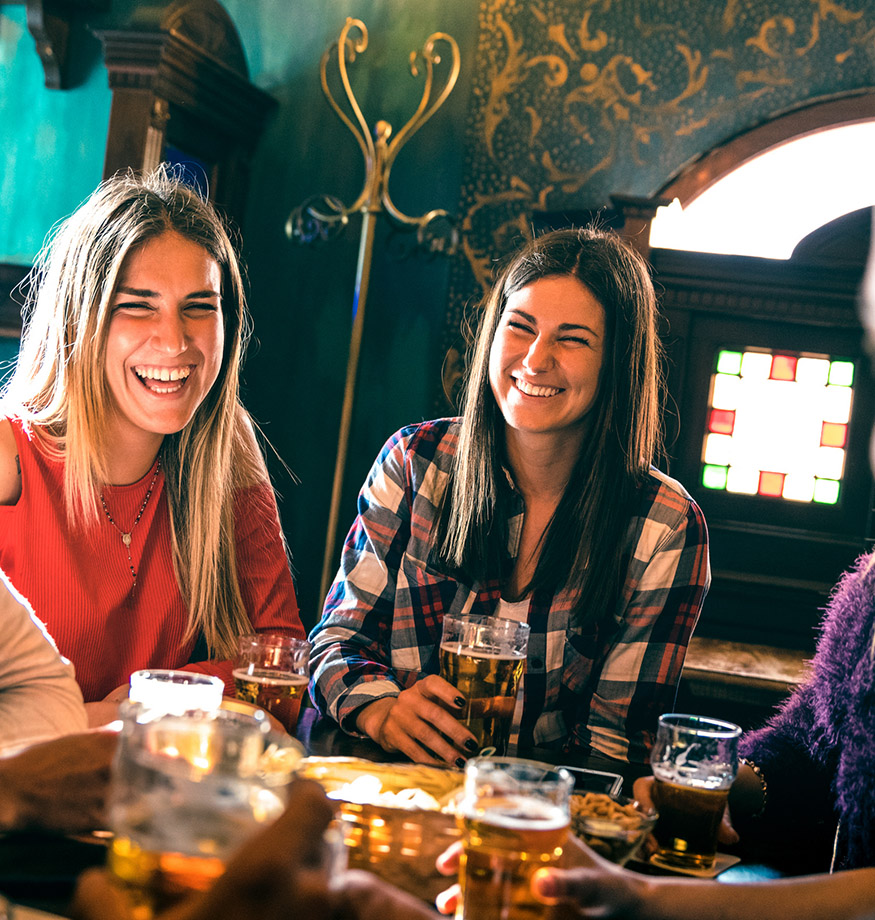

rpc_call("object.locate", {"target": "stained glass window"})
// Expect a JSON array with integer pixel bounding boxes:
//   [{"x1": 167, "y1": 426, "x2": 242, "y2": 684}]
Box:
[{"x1": 701, "y1": 349, "x2": 855, "y2": 505}]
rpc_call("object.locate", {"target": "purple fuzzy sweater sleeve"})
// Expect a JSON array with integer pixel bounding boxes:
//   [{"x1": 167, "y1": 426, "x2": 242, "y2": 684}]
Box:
[{"x1": 736, "y1": 555, "x2": 875, "y2": 868}]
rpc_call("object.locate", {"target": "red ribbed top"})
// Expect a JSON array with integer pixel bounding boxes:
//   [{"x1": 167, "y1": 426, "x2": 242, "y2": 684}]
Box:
[{"x1": 0, "y1": 418, "x2": 304, "y2": 702}]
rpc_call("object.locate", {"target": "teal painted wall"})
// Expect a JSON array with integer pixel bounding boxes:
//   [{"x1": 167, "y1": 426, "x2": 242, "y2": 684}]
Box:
[
  {"x1": 2, "y1": 0, "x2": 874, "y2": 627},
  {"x1": 0, "y1": 6, "x2": 109, "y2": 260}
]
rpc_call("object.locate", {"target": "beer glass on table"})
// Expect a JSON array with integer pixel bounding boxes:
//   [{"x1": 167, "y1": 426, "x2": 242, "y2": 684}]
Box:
[
  {"x1": 233, "y1": 633, "x2": 311, "y2": 733},
  {"x1": 456, "y1": 757, "x2": 573, "y2": 920},
  {"x1": 439, "y1": 614, "x2": 530, "y2": 755},
  {"x1": 108, "y1": 702, "x2": 302, "y2": 918},
  {"x1": 650, "y1": 713, "x2": 742, "y2": 869}
]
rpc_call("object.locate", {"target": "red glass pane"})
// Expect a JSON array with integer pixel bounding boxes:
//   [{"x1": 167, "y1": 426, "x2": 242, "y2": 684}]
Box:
[
  {"x1": 758, "y1": 471, "x2": 785, "y2": 497},
  {"x1": 708, "y1": 408, "x2": 736, "y2": 435},
  {"x1": 821, "y1": 422, "x2": 848, "y2": 448},
  {"x1": 770, "y1": 355, "x2": 797, "y2": 381}
]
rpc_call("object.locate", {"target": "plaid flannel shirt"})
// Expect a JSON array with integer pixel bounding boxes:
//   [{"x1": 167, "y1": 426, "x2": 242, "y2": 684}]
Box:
[{"x1": 309, "y1": 418, "x2": 710, "y2": 764}]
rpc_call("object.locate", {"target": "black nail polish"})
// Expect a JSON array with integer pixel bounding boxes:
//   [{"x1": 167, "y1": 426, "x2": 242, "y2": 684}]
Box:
[
  {"x1": 454, "y1": 696, "x2": 466, "y2": 708},
  {"x1": 455, "y1": 757, "x2": 467, "y2": 769},
  {"x1": 464, "y1": 738, "x2": 479, "y2": 753}
]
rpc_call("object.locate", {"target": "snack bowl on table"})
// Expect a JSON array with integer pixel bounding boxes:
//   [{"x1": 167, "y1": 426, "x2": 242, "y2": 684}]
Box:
[
  {"x1": 570, "y1": 792, "x2": 657, "y2": 866},
  {"x1": 297, "y1": 757, "x2": 464, "y2": 900}
]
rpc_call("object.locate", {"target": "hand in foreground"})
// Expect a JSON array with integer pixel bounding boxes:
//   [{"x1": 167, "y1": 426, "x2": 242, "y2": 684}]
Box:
[
  {"x1": 72, "y1": 780, "x2": 439, "y2": 920},
  {"x1": 0, "y1": 730, "x2": 117, "y2": 834},
  {"x1": 631, "y1": 776, "x2": 739, "y2": 854},
  {"x1": 434, "y1": 835, "x2": 644, "y2": 920},
  {"x1": 85, "y1": 683, "x2": 131, "y2": 728},
  {"x1": 355, "y1": 675, "x2": 478, "y2": 766}
]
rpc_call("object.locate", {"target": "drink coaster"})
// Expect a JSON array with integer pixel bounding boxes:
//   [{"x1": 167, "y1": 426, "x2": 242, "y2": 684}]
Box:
[{"x1": 644, "y1": 851, "x2": 741, "y2": 878}]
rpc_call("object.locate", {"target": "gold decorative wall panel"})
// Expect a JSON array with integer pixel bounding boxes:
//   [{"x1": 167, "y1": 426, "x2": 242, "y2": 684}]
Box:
[{"x1": 440, "y1": 0, "x2": 875, "y2": 402}]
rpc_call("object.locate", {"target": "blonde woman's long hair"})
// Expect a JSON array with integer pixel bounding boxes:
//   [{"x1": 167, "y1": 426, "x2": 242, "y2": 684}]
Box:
[{"x1": 2, "y1": 166, "x2": 268, "y2": 658}]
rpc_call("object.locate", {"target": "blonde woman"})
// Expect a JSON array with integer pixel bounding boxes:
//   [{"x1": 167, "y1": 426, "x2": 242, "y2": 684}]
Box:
[{"x1": 0, "y1": 168, "x2": 304, "y2": 724}]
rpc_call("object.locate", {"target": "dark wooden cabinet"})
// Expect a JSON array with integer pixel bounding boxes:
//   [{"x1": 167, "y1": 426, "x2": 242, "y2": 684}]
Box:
[{"x1": 95, "y1": 0, "x2": 276, "y2": 228}]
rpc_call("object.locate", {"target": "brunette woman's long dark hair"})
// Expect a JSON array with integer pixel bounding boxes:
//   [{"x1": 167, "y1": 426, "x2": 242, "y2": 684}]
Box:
[{"x1": 432, "y1": 228, "x2": 664, "y2": 625}]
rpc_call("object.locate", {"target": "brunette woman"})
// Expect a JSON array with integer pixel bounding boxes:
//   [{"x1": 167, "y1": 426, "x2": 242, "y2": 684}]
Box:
[{"x1": 309, "y1": 228, "x2": 709, "y2": 766}]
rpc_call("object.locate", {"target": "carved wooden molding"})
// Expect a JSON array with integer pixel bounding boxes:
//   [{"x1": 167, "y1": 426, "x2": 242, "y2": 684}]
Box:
[
  {"x1": 97, "y1": 29, "x2": 273, "y2": 143},
  {"x1": 94, "y1": 0, "x2": 276, "y2": 226},
  {"x1": 5, "y1": 0, "x2": 111, "y2": 89}
]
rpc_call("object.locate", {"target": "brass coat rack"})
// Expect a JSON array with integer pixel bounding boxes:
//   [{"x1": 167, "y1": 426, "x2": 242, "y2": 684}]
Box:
[{"x1": 286, "y1": 18, "x2": 460, "y2": 606}]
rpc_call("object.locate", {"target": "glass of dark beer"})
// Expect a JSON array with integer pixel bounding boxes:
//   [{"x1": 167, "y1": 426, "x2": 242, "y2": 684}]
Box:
[
  {"x1": 233, "y1": 634, "x2": 311, "y2": 733},
  {"x1": 650, "y1": 713, "x2": 742, "y2": 869},
  {"x1": 439, "y1": 614, "x2": 530, "y2": 755}
]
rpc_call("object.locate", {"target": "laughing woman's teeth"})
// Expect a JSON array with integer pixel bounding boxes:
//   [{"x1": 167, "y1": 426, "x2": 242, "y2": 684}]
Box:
[
  {"x1": 134, "y1": 366, "x2": 192, "y2": 392},
  {"x1": 515, "y1": 378, "x2": 561, "y2": 397}
]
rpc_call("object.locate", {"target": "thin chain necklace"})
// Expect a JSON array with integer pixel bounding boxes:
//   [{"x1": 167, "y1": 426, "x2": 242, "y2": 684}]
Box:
[{"x1": 99, "y1": 459, "x2": 161, "y2": 586}]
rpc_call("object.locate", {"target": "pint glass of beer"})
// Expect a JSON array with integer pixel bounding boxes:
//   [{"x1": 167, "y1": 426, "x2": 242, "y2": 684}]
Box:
[
  {"x1": 234, "y1": 633, "x2": 311, "y2": 733},
  {"x1": 650, "y1": 713, "x2": 742, "y2": 869},
  {"x1": 108, "y1": 702, "x2": 302, "y2": 918},
  {"x1": 439, "y1": 614, "x2": 529, "y2": 755},
  {"x1": 456, "y1": 757, "x2": 573, "y2": 920}
]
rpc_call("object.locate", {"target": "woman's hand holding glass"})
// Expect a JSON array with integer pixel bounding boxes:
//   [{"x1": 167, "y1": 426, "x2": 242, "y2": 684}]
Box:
[
  {"x1": 631, "y1": 775, "x2": 740, "y2": 857},
  {"x1": 354, "y1": 675, "x2": 479, "y2": 767}
]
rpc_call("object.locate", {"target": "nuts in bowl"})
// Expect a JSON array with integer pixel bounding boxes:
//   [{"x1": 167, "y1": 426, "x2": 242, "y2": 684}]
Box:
[{"x1": 571, "y1": 792, "x2": 657, "y2": 865}]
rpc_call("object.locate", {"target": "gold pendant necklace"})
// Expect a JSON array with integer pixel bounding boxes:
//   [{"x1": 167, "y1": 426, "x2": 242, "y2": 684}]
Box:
[{"x1": 99, "y1": 459, "x2": 161, "y2": 585}]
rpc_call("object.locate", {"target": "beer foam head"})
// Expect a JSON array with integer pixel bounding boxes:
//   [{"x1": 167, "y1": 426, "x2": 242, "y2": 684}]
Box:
[
  {"x1": 231, "y1": 668, "x2": 308, "y2": 687},
  {"x1": 465, "y1": 795, "x2": 569, "y2": 830},
  {"x1": 440, "y1": 642, "x2": 525, "y2": 660}
]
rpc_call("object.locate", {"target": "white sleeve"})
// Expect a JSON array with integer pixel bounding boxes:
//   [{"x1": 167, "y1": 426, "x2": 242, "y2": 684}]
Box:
[{"x1": 0, "y1": 569, "x2": 88, "y2": 754}]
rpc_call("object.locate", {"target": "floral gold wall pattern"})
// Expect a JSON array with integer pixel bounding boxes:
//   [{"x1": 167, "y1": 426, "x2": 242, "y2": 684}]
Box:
[{"x1": 439, "y1": 0, "x2": 875, "y2": 405}]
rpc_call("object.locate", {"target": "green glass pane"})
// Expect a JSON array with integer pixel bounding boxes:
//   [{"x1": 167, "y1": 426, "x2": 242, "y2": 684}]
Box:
[
  {"x1": 716, "y1": 350, "x2": 743, "y2": 376},
  {"x1": 702, "y1": 464, "x2": 728, "y2": 490},
  {"x1": 813, "y1": 478, "x2": 840, "y2": 505},
  {"x1": 828, "y1": 361, "x2": 854, "y2": 387}
]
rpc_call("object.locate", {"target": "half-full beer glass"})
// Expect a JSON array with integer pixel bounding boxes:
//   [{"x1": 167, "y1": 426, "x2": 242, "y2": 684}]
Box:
[
  {"x1": 650, "y1": 713, "x2": 742, "y2": 869},
  {"x1": 456, "y1": 757, "x2": 573, "y2": 920},
  {"x1": 439, "y1": 614, "x2": 529, "y2": 755},
  {"x1": 234, "y1": 633, "x2": 311, "y2": 733},
  {"x1": 108, "y1": 702, "x2": 301, "y2": 918}
]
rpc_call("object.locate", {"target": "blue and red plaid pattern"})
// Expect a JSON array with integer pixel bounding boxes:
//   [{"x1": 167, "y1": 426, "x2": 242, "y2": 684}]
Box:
[{"x1": 309, "y1": 418, "x2": 710, "y2": 764}]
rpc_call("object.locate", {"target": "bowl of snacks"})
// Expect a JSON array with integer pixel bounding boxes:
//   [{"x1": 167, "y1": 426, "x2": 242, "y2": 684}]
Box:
[
  {"x1": 570, "y1": 792, "x2": 657, "y2": 865},
  {"x1": 297, "y1": 757, "x2": 464, "y2": 900}
]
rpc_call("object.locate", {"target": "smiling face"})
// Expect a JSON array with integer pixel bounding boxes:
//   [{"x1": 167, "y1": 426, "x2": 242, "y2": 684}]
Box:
[
  {"x1": 488, "y1": 274, "x2": 606, "y2": 446},
  {"x1": 103, "y1": 230, "x2": 225, "y2": 467}
]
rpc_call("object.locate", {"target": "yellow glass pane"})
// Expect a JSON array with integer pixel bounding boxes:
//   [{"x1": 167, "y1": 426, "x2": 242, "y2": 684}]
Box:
[
  {"x1": 704, "y1": 433, "x2": 733, "y2": 465},
  {"x1": 795, "y1": 357, "x2": 830, "y2": 386},
  {"x1": 782, "y1": 474, "x2": 815, "y2": 502},
  {"x1": 740, "y1": 352, "x2": 772, "y2": 379},
  {"x1": 711, "y1": 373, "x2": 742, "y2": 411},
  {"x1": 822, "y1": 385, "x2": 852, "y2": 424},
  {"x1": 726, "y1": 467, "x2": 759, "y2": 494},
  {"x1": 814, "y1": 446, "x2": 845, "y2": 480}
]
